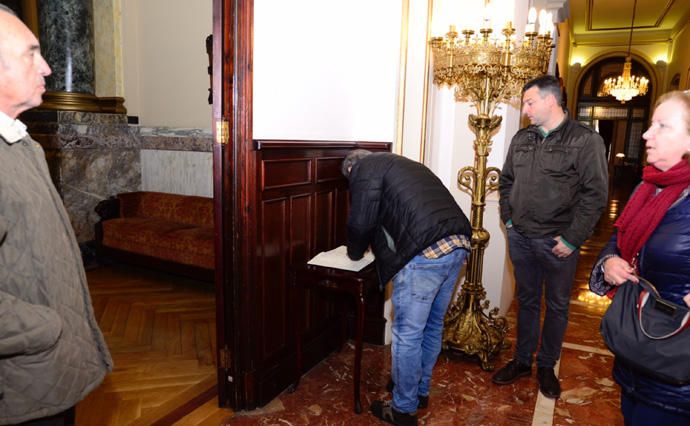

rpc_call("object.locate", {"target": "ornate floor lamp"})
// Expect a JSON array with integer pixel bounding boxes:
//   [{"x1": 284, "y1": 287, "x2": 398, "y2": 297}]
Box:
[{"x1": 431, "y1": 9, "x2": 554, "y2": 370}]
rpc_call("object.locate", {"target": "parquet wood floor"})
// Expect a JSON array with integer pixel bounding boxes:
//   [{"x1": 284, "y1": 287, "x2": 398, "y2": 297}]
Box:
[{"x1": 76, "y1": 265, "x2": 219, "y2": 425}]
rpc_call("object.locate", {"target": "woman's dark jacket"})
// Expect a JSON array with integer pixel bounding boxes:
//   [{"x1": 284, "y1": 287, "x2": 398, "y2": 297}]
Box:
[
  {"x1": 346, "y1": 153, "x2": 471, "y2": 286},
  {"x1": 589, "y1": 186, "x2": 690, "y2": 416}
]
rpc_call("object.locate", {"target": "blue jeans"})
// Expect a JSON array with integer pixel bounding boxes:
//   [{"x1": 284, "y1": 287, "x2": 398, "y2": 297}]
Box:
[
  {"x1": 507, "y1": 228, "x2": 579, "y2": 368},
  {"x1": 621, "y1": 393, "x2": 690, "y2": 426},
  {"x1": 390, "y1": 248, "x2": 468, "y2": 414}
]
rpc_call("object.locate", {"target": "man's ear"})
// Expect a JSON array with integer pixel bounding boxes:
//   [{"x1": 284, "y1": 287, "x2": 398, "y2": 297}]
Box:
[{"x1": 545, "y1": 93, "x2": 557, "y2": 107}]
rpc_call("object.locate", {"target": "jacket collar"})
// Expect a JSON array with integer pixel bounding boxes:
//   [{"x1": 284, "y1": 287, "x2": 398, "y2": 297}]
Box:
[
  {"x1": 0, "y1": 111, "x2": 28, "y2": 144},
  {"x1": 527, "y1": 115, "x2": 571, "y2": 143}
]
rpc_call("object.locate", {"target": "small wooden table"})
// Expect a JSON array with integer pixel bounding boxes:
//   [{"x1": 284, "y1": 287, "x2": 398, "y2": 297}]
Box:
[{"x1": 292, "y1": 262, "x2": 378, "y2": 414}]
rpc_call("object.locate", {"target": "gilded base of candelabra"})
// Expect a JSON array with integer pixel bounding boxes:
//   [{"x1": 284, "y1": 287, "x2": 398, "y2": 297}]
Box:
[{"x1": 442, "y1": 286, "x2": 508, "y2": 371}]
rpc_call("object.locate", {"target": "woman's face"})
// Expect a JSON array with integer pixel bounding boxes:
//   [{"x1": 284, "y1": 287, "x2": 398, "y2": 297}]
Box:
[{"x1": 643, "y1": 99, "x2": 690, "y2": 171}]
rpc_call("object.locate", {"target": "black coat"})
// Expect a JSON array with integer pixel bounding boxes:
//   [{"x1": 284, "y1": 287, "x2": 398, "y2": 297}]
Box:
[
  {"x1": 499, "y1": 117, "x2": 608, "y2": 247},
  {"x1": 346, "y1": 153, "x2": 471, "y2": 286}
]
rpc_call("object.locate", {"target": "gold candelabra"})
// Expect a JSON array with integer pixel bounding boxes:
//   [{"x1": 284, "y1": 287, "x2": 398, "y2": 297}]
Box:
[{"x1": 431, "y1": 16, "x2": 554, "y2": 370}]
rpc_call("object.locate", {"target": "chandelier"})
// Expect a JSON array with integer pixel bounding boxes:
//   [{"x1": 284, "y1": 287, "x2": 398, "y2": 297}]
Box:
[
  {"x1": 601, "y1": 0, "x2": 648, "y2": 103},
  {"x1": 430, "y1": 7, "x2": 554, "y2": 108},
  {"x1": 430, "y1": 5, "x2": 554, "y2": 371}
]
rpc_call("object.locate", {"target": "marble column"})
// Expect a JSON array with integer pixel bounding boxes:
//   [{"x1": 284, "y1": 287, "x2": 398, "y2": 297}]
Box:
[{"x1": 38, "y1": 0, "x2": 95, "y2": 94}]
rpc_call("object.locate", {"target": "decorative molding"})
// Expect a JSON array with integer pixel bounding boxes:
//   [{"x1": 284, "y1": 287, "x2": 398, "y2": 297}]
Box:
[{"x1": 586, "y1": 0, "x2": 675, "y2": 31}]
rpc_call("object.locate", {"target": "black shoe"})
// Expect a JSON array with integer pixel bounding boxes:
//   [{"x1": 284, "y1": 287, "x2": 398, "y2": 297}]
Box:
[
  {"x1": 537, "y1": 367, "x2": 561, "y2": 399},
  {"x1": 492, "y1": 359, "x2": 532, "y2": 385},
  {"x1": 370, "y1": 400, "x2": 417, "y2": 426},
  {"x1": 386, "y1": 379, "x2": 429, "y2": 409}
]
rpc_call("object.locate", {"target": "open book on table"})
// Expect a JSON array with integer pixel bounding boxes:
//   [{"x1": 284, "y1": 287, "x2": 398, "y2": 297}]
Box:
[{"x1": 307, "y1": 245, "x2": 375, "y2": 272}]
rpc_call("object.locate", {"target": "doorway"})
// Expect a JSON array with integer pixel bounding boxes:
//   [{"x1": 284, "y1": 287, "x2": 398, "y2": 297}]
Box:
[{"x1": 574, "y1": 56, "x2": 652, "y2": 192}]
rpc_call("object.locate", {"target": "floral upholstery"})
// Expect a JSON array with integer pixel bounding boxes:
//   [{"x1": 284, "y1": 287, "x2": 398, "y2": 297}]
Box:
[{"x1": 102, "y1": 192, "x2": 214, "y2": 270}]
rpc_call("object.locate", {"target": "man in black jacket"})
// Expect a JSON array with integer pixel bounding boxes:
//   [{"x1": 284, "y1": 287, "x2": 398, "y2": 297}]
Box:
[
  {"x1": 493, "y1": 75, "x2": 608, "y2": 399},
  {"x1": 342, "y1": 150, "x2": 471, "y2": 426}
]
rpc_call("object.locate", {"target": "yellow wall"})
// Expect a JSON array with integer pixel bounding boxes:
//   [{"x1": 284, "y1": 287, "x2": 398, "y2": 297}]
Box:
[
  {"x1": 556, "y1": 19, "x2": 570, "y2": 85},
  {"x1": 569, "y1": 43, "x2": 669, "y2": 70},
  {"x1": 93, "y1": 0, "x2": 123, "y2": 97},
  {"x1": 666, "y1": 22, "x2": 690, "y2": 93},
  {"x1": 121, "y1": 0, "x2": 212, "y2": 128}
]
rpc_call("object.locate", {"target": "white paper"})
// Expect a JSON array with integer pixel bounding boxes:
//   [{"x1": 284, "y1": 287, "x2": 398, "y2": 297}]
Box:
[{"x1": 307, "y1": 245, "x2": 375, "y2": 272}]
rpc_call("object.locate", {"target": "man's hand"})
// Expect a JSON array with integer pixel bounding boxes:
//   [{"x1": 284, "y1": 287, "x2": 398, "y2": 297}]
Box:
[
  {"x1": 552, "y1": 236, "x2": 573, "y2": 258},
  {"x1": 602, "y1": 256, "x2": 638, "y2": 286},
  {"x1": 683, "y1": 293, "x2": 690, "y2": 308}
]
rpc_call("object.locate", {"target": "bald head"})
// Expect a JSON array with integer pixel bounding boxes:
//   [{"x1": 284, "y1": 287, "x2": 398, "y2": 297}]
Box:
[
  {"x1": 0, "y1": 5, "x2": 17, "y2": 66},
  {"x1": 0, "y1": 9, "x2": 51, "y2": 118}
]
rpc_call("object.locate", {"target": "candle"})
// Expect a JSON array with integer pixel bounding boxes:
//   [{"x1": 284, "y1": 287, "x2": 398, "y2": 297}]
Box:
[
  {"x1": 526, "y1": 7, "x2": 537, "y2": 33},
  {"x1": 544, "y1": 11, "x2": 553, "y2": 35},
  {"x1": 538, "y1": 9, "x2": 547, "y2": 34}
]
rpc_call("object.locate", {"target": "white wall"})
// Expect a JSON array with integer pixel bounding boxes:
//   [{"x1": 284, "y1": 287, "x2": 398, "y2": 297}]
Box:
[
  {"x1": 121, "y1": 0, "x2": 212, "y2": 128},
  {"x1": 401, "y1": 0, "x2": 528, "y2": 313},
  {"x1": 253, "y1": 0, "x2": 402, "y2": 141}
]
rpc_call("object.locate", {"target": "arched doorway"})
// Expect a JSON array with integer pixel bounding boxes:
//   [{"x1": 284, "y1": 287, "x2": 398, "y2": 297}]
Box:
[{"x1": 574, "y1": 56, "x2": 652, "y2": 191}]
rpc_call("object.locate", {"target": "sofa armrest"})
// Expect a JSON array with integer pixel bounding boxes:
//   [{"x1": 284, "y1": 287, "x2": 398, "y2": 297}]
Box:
[
  {"x1": 95, "y1": 196, "x2": 120, "y2": 221},
  {"x1": 94, "y1": 197, "x2": 120, "y2": 244}
]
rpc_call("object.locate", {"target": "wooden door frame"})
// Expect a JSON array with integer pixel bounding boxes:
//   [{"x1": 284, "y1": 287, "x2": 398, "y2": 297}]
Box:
[{"x1": 212, "y1": 0, "x2": 254, "y2": 408}]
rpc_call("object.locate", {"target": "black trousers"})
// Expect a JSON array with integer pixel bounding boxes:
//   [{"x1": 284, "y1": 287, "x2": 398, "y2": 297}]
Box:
[{"x1": 507, "y1": 228, "x2": 580, "y2": 368}]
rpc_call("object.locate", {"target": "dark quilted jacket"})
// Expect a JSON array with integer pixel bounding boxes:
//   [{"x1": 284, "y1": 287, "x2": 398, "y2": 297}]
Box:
[
  {"x1": 589, "y1": 186, "x2": 690, "y2": 416},
  {"x1": 0, "y1": 136, "x2": 113, "y2": 424},
  {"x1": 346, "y1": 153, "x2": 471, "y2": 286},
  {"x1": 499, "y1": 117, "x2": 608, "y2": 247}
]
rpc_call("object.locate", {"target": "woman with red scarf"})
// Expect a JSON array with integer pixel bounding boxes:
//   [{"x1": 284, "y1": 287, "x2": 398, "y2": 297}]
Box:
[{"x1": 589, "y1": 90, "x2": 690, "y2": 425}]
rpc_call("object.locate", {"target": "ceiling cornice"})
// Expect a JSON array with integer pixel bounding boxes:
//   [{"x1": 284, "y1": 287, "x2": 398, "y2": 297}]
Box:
[{"x1": 586, "y1": 0, "x2": 675, "y2": 31}]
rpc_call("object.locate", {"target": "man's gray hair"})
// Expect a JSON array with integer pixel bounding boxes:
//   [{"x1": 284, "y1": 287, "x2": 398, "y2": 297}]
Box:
[
  {"x1": 341, "y1": 149, "x2": 372, "y2": 178},
  {"x1": 0, "y1": 4, "x2": 17, "y2": 16}
]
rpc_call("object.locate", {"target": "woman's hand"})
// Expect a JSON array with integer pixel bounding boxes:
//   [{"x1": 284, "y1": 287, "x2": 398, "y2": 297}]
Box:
[
  {"x1": 602, "y1": 256, "x2": 638, "y2": 286},
  {"x1": 684, "y1": 293, "x2": 690, "y2": 308}
]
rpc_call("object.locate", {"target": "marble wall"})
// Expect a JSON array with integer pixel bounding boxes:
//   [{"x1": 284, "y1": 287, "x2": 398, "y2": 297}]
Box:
[
  {"x1": 38, "y1": 0, "x2": 95, "y2": 93},
  {"x1": 24, "y1": 112, "x2": 213, "y2": 242}
]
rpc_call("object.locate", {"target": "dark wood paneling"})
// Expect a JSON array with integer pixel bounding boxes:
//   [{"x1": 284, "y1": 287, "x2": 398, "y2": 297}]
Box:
[
  {"x1": 241, "y1": 141, "x2": 390, "y2": 409},
  {"x1": 262, "y1": 158, "x2": 312, "y2": 190},
  {"x1": 316, "y1": 157, "x2": 345, "y2": 183},
  {"x1": 260, "y1": 199, "x2": 288, "y2": 358}
]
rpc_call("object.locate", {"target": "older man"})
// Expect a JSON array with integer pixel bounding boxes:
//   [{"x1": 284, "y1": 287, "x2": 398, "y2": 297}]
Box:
[
  {"x1": 494, "y1": 75, "x2": 608, "y2": 399},
  {"x1": 0, "y1": 6, "x2": 112, "y2": 425}
]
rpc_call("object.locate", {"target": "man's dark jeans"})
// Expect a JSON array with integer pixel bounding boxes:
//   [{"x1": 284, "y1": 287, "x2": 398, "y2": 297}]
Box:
[{"x1": 507, "y1": 228, "x2": 579, "y2": 368}]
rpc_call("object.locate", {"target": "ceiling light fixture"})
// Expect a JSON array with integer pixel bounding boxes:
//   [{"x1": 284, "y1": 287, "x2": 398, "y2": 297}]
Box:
[{"x1": 601, "y1": 0, "x2": 649, "y2": 103}]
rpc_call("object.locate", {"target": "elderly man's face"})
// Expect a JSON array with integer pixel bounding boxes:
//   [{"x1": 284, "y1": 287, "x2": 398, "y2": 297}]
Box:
[{"x1": 0, "y1": 11, "x2": 51, "y2": 119}]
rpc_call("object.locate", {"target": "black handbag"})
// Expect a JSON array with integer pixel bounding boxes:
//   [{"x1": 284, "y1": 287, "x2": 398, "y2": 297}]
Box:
[{"x1": 600, "y1": 277, "x2": 690, "y2": 385}]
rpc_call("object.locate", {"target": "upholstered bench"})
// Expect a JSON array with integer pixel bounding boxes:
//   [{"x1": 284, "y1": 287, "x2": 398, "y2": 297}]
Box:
[{"x1": 95, "y1": 191, "x2": 214, "y2": 281}]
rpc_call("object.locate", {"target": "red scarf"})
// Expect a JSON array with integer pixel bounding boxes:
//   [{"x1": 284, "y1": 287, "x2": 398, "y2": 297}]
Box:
[{"x1": 615, "y1": 160, "x2": 690, "y2": 265}]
